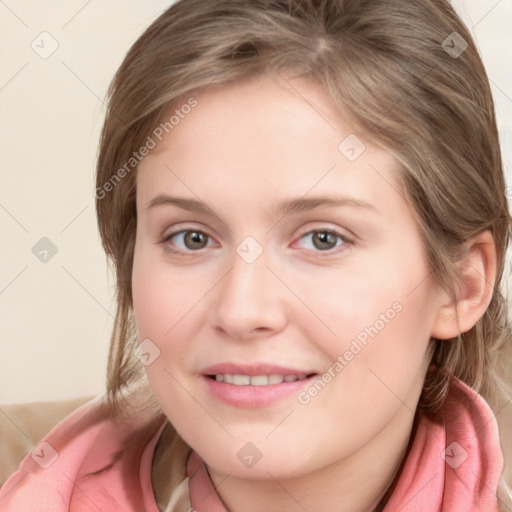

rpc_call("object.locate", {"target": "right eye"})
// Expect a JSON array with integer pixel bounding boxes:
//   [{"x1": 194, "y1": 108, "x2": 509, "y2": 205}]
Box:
[{"x1": 159, "y1": 229, "x2": 216, "y2": 254}]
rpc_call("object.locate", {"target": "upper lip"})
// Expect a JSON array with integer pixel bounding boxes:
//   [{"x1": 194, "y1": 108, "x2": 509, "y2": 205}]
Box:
[{"x1": 201, "y1": 362, "x2": 318, "y2": 377}]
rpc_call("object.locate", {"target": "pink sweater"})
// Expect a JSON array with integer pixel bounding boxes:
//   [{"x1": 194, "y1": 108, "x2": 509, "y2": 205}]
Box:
[{"x1": 0, "y1": 376, "x2": 504, "y2": 511}]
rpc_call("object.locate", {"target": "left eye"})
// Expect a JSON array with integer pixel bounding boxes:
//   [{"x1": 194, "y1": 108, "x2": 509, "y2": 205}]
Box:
[{"x1": 296, "y1": 229, "x2": 349, "y2": 252}]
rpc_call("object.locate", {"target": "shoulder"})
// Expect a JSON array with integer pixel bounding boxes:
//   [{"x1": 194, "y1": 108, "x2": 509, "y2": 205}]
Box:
[
  {"x1": 441, "y1": 376, "x2": 512, "y2": 511},
  {"x1": 0, "y1": 395, "x2": 95, "y2": 486},
  {"x1": 0, "y1": 390, "x2": 171, "y2": 511}
]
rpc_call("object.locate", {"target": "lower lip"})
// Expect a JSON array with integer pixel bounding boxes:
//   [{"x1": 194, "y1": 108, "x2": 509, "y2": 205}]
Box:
[{"x1": 202, "y1": 375, "x2": 317, "y2": 408}]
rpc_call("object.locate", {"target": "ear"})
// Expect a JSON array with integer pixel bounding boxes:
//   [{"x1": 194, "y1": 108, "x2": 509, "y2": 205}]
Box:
[{"x1": 430, "y1": 230, "x2": 497, "y2": 340}]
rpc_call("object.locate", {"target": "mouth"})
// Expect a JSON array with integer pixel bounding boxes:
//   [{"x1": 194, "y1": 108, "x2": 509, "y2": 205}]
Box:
[
  {"x1": 206, "y1": 373, "x2": 316, "y2": 385},
  {"x1": 201, "y1": 363, "x2": 319, "y2": 408}
]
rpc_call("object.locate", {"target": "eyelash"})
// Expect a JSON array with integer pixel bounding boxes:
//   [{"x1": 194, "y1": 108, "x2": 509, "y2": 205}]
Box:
[{"x1": 158, "y1": 226, "x2": 353, "y2": 257}]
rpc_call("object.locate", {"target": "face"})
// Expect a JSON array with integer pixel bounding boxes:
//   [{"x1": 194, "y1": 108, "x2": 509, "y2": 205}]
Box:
[{"x1": 132, "y1": 73, "x2": 442, "y2": 479}]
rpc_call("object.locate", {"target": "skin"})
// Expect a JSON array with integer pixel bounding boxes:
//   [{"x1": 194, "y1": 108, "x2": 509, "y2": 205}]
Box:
[{"x1": 131, "y1": 72, "x2": 496, "y2": 512}]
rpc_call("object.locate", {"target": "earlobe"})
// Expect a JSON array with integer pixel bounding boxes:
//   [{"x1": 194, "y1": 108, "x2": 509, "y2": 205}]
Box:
[{"x1": 430, "y1": 230, "x2": 497, "y2": 340}]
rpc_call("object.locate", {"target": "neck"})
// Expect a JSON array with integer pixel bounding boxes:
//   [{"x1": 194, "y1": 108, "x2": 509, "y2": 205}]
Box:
[{"x1": 208, "y1": 405, "x2": 418, "y2": 512}]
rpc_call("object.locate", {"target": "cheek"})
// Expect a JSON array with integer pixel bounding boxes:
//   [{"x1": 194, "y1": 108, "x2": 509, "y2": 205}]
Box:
[
  {"x1": 131, "y1": 250, "x2": 195, "y2": 420},
  {"x1": 131, "y1": 244, "x2": 184, "y2": 364},
  {"x1": 295, "y1": 259, "x2": 432, "y2": 355},
  {"x1": 131, "y1": 243, "x2": 214, "y2": 382},
  {"x1": 292, "y1": 289, "x2": 435, "y2": 466},
  {"x1": 132, "y1": 238, "x2": 190, "y2": 339},
  {"x1": 305, "y1": 237, "x2": 436, "y2": 399}
]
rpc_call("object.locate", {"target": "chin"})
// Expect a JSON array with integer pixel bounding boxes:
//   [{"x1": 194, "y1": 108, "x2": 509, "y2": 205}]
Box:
[{"x1": 194, "y1": 435, "x2": 324, "y2": 481}]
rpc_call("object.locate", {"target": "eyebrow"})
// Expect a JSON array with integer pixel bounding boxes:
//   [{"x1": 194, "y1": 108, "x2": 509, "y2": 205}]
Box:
[{"x1": 146, "y1": 193, "x2": 379, "y2": 219}]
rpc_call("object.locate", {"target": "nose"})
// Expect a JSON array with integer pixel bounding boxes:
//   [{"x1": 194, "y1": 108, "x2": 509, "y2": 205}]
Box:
[{"x1": 209, "y1": 245, "x2": 288, "y2": 340}]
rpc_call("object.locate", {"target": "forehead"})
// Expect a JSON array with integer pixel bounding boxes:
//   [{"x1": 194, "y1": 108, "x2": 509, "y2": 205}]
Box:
[
  {"x1": 135, "y1": 73, "x2": 404, "y2": 220},
  {"x1": 145, "y1": 72, "x2": 364, "y2": 157}
]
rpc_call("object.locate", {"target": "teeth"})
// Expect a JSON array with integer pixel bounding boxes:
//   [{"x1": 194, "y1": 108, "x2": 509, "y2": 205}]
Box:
[
  {"x1": 233, "y1": 375, "x2": 251, "y2": 385},
  {"x1": 213, "y1": 374, "x2": 308, "y2": 385},
  {"x1": 250, "y1": 375, "x2": 269, "y2": 386}
]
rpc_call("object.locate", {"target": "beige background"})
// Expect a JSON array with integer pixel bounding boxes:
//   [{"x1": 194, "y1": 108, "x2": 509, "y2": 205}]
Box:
[{"x1": 1, "y1": 1, "x2": 511, "y2": 404}]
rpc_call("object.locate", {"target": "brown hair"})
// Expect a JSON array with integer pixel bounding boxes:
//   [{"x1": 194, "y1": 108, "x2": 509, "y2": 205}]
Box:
[{"x1": 95, "y1": 0, "x2": 512, "y2": 499}]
